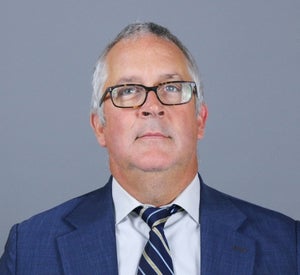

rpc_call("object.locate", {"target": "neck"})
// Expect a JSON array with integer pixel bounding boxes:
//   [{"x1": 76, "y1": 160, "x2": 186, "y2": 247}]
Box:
[{"x1": 112, "y1": 164, "x2": 198, "y2": 206}]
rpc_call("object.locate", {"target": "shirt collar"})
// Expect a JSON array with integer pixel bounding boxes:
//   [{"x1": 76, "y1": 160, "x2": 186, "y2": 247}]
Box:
[
  {"x1": 112, "y1": 174, "x2": 200, "y2": 225},
  {"x1": 171, "y1": 174, "x2": 200, "y2": 223}
]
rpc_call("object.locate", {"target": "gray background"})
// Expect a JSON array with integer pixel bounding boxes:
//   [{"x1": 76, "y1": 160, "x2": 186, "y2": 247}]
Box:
[{"x1": 1, "y1": 0, "x2": 299, "y2": 253}]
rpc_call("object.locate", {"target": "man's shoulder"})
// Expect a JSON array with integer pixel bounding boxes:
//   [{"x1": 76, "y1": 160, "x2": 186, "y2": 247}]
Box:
[
  {"x1": 17, "y1": 181, "x2": 112, "y2": 233},
  {"x1": 204, "y1": 183, "x2": 295, "y2": 222},
  {"x1": 200, "y1": 180, "x2": 299, "y2": 273},
  {"x1": 202, "y1": 182, "x2": 296, "y2": 236}
]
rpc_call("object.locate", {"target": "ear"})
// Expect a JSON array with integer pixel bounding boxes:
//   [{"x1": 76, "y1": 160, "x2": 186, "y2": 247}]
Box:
[
  {"x1": 197, "y1": 103, "x2": 208, "y2": 140},
  {"x1": 90, "y1": 113, "x2": 107, "y2": 147}
]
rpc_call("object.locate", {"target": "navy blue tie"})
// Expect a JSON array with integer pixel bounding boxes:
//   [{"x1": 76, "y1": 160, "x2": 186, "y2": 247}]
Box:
[{"x1": 135, "y1": 205, "x2": 181, "y2": 275}]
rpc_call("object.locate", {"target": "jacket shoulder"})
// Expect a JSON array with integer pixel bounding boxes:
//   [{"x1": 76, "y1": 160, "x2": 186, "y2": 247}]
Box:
[
  {"x1": 202, "y1": 182, "x2": 295, "y2": 225},
  {"x1": 18, "y1": 187, "x2": 104, "y2": 232},
  {"x1": 202, "y1": 182, "x2": 297, "y2": 247},
  {"x1": 0, "y1": 182, "x2": 112, "y2": 274}
]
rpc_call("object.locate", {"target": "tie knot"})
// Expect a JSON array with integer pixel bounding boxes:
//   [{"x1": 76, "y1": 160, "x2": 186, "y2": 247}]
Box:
[{"x1": 135, "y1": 204, "x2": 181, "y2": 228}]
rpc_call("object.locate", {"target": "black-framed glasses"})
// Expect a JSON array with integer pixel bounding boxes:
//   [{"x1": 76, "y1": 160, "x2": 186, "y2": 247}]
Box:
[{"x1": 99, "y1": 81, "x2": 197, "y2": 108}]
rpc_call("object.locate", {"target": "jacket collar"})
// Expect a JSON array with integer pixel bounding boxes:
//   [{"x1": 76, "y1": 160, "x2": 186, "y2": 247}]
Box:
[
  {"x1": 200, "y1": 175, "x2": 256, "y2": 274},
  {"x1": 57, "y1": 177, "x2": 118, "y2": 275}
]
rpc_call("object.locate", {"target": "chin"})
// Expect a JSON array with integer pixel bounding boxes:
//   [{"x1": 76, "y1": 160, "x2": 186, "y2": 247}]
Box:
[
  {"x1": 140, "y1": 165, "x2": 169, "y2": 172},
  {"x1": 135, "y1": 159, "x2": 175, "y2": 173}
]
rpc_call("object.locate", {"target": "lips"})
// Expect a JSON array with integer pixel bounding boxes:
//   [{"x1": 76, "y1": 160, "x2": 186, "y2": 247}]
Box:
[{"x1": 136, "y1": 131, "x2": 170, "y2": 140}]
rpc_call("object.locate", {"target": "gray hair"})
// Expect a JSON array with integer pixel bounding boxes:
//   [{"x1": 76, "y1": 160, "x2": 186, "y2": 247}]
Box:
[{"x1": 91, "y1": 22, "x2": 204, "y2": 123}]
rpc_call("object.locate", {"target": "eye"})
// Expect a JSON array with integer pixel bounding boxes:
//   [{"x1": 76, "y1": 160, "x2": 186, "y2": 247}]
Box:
[
  {"x1": 118, "y1": 86, "x2": 138, "y2": 96},
  {"x1": 163, "y1": 83, "x2": 181, "y2": 93},
  {"x1": 112, "y1": 86, "x2": 141, "y2": 98}
]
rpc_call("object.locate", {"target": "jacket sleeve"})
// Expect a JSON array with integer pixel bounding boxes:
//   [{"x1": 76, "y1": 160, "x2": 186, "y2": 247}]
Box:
[{"x1": 0, "y1": 224, "x2": 18, "y2": 275}]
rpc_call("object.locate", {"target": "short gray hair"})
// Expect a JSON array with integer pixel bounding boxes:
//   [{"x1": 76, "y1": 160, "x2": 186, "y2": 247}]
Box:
[{"x1": 91, "y1": 22, "x2": 204, "y2": 123}]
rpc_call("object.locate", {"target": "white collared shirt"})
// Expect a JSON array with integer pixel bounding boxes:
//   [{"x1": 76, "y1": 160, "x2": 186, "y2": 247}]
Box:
[{"x1": 112, "y1": 175, "x2": 201, "y2": 274}]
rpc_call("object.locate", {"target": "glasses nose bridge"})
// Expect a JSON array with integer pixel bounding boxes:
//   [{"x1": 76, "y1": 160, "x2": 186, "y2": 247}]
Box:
[
  {"x1": 143, "y1": 85, "x2": 161, "y2": 102},
  {"x1": 144, "y1": 85, "x2": 158, "y2": 93}
]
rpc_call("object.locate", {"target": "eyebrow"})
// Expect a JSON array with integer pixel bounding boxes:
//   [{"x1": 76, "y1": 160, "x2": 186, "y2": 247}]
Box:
[{"x1": 116, "y1": 74, "x2": 183, "y2": 85}]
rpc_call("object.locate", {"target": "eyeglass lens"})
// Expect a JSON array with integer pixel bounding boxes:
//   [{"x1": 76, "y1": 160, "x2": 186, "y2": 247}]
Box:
[{"x1": 109, "y1": 81, "x2": 195, "y2": 108}]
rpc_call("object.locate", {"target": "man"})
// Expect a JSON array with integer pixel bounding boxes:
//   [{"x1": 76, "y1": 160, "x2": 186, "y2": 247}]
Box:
[{"x1": 0, "y1": 22, "x2": 299, "y2": 274}]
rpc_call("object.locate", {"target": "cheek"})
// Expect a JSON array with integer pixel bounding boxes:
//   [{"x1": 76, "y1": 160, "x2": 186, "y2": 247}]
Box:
[
  {"x1": 104, "y1": 116, "x2": 134, "y2": 150},
  {"x1": 174, "y1": 116, "x2": 199, "y2": 144}
]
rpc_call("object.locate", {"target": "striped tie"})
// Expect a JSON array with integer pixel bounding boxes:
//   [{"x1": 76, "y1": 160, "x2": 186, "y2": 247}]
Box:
[{"x1": 135, "y1": 204, "x2": 181, "y2": 275}]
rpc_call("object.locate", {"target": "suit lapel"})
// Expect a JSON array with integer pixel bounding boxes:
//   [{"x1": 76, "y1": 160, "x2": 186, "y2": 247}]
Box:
[
  {"x1": 200, "y1": 178, "x2": 256, "y2": 274},
  {"x1": 57, "y1": 178, "x2": 118, "y2": 275}
]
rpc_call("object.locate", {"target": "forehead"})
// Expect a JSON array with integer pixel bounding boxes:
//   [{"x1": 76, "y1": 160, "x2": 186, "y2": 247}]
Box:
[{"x1": 105, "y1": 34, "x2": 191, "y2": 85}]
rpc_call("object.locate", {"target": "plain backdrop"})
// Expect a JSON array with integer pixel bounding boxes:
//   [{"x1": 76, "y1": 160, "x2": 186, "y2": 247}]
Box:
[{"x1": 1, "y1": 1, "x2": 299, "y2": 253}]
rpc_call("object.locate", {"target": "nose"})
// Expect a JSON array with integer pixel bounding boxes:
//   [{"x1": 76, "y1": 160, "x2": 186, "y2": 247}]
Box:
[{"x1": 139, "y1": 90, "x2": 165, "y2": 117}]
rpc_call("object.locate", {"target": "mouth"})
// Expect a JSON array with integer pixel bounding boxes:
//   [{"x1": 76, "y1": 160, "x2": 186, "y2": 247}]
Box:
[{"x1": 136, "y1": 132, "x2": 170, "y2": 140}]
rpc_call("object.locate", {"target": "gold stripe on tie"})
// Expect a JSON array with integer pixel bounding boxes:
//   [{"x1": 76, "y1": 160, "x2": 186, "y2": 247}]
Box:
[
  {"x1": 142, "y1": 251, "x2": 163, "y2": 275},
  {"x1": 152, "y1": 227, "x2": 171, "y2": 254},
  {"x1": 139, "y1": 207, "x2": 147, "y2": 217},
  {"x1": 152, "y1": 217, "x2": 168, "y2": 227}
]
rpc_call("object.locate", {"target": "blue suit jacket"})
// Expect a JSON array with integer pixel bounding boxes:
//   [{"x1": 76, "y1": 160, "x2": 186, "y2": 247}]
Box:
[{"x1": 1, "y1": 175, "x2": 299, "y2": 274}]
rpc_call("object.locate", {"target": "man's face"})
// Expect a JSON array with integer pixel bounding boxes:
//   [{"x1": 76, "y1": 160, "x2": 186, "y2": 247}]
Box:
[{"x1": 91, "y1": 34, "x2": 207, "y2": 177}]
